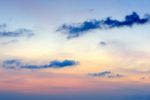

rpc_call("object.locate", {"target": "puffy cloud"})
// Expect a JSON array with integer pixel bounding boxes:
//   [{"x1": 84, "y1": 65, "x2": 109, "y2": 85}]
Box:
[{"x1": 57, "y1": 12, "x2": 150, "y2": 39}]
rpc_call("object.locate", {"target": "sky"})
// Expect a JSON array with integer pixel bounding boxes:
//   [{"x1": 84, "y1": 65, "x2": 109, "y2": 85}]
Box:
[{"x1": 0, "y1": 0, "x2": 150, "y2": 100}]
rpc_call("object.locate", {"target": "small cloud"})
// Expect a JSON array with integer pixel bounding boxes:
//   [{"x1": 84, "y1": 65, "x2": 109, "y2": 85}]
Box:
[
  {"x1": 0, "y1": 24, "x2": 34, "y2": 38},
  {"x1": 89, "y1": 71, "x2": 111, "y2": 76},
  {"x1": 0, "y1": 29, "x2": 34, "y2": 38},
  {"x1": 1, "y1": 39, "x2": 18, "y2": 45},
  {"x1": 89, "y1": 9, "x2": 94, "y2": 12},
  {"x1": 2, "y1": 59, "x2": 22, "y2": 69},
  {"x1": 57, "y1": 12, "x2": 150, "y2": 39},
  {"x1": 48, "y1": 60, "x2": 79, "y2": 68},
  {"x1": 2, "y1": 59, "x2": 79, "y2": 70},
  {"x1": 140, "y1": 77, "x2": 146, "y2": 80},
  {"x1": 99, "y1": 41, "x2": 107, "y2": 46},
  {"x1": 88, "y1": 71, "x2": 124, "y2": 78}
]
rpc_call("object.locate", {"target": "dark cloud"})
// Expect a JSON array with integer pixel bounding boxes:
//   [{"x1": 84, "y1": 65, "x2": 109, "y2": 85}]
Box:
[
  {"x1": 88, "y1": 71, "x2": 124, "y2": 78},
  {"x1": 57, "y1": 20, "x2": 100, "y2": 39},
  {"x1": 0, "y1": 24, "x2": 34, "y2": 38},
  {"x1": 47, "y1": 60, "x2": 78, "y2": 68},
  {"x1": 57, "y1": 12, "x2": 150, "y2": 39},
  {"x1": 2, "y1": 59, "x2": 79, "y2": 69},
  {"x1": 103, "y1": 12, "x2": 150, "y2": 28}
]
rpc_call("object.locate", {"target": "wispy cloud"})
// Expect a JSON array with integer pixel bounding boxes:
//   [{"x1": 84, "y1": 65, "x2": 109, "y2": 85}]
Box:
[
  {"x1": 0, "y1": 24, "x2": 34, "y2": 38},
  {"x1": 57, "y1": 12, "x2": 150, "y2": 39},
  {"x1": 2, "y1": 59, "x2": 22, "y2": 69},
  {"x1": 0, "y1": 39, "x2": 18, "y2": 45},
  {"x1": 88, "y1": 71, "x2": 124, "y2": 78},
  {"x1": 2, "y1": 59, "x2": 79, "y2": 69}
]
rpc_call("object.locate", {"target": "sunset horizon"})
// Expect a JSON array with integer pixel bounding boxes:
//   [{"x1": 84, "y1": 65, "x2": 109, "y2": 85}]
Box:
[{"x1": 0, "y1": 0, "x2": 150, "y2": 100}]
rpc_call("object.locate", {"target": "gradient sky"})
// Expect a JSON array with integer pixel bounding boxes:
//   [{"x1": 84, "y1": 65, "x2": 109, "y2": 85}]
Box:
[{"x1": 0, "y1": 0, "x2": 150, "y2": 100}]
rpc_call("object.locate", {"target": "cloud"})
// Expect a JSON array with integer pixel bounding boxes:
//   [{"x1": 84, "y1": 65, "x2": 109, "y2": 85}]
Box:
[
  {"x1": 48, "y1": 60, "x2": 78, "y2": 68},
  {"x1": 0, "y1": 29, "x2": 34, "y2": 38},
  {"x1": 103, "y1": 12, "x2": 150, "y2": 28},
  {"x1": 89, "y1": 71, "x2": 111, "y2": 76},
  {"x1": 0, "y1": 24, "x2": 34, "y2": 38},
  {"x1": 57, "y1": 20, "x2": 101, "y2": 39},
  {"x1": 2, "y1": 59, "x2": 22, "y2": 69},
  {"x1": 99, "y1": 41, "x2": 107, "y2": 46},
  {"x1": 2, "y1": 59, "x2": 79, "y2": 69},
  {"x1": 88, "y1": 71, "x2": 124, "y2": 78},
  {"x1": 89, "y1": 9, "x2": 95, "y2": 12},
  {"x1": 57, "y1": 12, "x2": 150, "y2": 39},
  {"x1": 1, "y1": 39, "x2": 18, "y2": 45}
]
